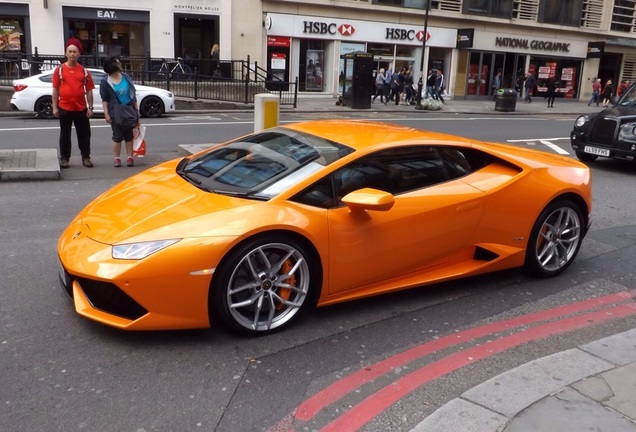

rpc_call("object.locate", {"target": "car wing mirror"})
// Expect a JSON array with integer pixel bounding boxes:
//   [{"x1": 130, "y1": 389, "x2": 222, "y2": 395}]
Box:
[{"x1": 342, "y1": 188, "x2": 395, "y2": 212}]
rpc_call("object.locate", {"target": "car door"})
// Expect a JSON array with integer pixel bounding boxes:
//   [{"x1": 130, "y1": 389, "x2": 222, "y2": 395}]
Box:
[{"x1": 325, "y1": 146, "x2": 487, "y2": 295}]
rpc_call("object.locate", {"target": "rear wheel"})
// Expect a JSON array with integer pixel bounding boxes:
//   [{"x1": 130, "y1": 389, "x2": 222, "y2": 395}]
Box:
[
  {"x1": 524, "y1": 200, "x2": 584, "y2": 277},
  {"x1": 211, "y1": 234, "x2": 319, "y2": 335},
  {"x1": 139, "y1": 96, "x2": 164, "y2": 118},
  {"x1": 35, "y1": 96, "x2": 53, "y2": 119},
  {"x1": 574, "y1": 150, "x2": 598, "y2": 162}
]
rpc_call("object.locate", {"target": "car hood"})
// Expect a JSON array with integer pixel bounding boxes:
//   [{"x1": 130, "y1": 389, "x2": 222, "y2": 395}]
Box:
[
  {"x1": 135, "y1": 84, "x2": 171, "y2": 95},
  {"x1": 77, "y1": 160, "x2": 261, "y2": 244},
  {"x1": 593, "y1": 105, "x2": 636, "y2": 120}
]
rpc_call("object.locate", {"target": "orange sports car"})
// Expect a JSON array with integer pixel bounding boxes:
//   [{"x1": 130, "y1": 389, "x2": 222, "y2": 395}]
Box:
[{"x1": 58, "y1": 120, "x2": 592, "y2": 335}]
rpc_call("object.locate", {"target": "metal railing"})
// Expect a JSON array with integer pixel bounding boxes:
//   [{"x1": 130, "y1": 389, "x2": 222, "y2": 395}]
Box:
[{"x1": 1, "y1": 52, "x2": 298, "y2": 107}]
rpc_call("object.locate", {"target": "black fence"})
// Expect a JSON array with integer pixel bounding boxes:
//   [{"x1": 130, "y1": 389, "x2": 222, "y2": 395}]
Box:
[{"x1": 0, "y1": 52, "x2": 298, "y2": 107}]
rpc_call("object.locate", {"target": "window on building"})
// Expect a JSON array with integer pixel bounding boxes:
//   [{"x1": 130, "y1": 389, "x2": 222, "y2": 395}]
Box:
[
  {"x1": 464, "y1": 0, "x2": 513, "y2": 18},
  {"x1": 373, "y1": 0, "x2": 436, "y2": 9},
  {"x1": 611, "y1": 0, "x2": 636, "y2": 33},
  {"x1": 539, "y1": 0, "x2": 582, "y2": 27}
]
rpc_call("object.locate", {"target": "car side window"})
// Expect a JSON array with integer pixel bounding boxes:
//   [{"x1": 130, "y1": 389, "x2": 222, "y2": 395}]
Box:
[{"x1": 291, "y1": 146, "x2": 491, "y2": 209}]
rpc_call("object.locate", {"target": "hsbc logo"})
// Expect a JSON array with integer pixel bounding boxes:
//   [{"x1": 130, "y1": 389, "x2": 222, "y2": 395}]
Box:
[
  {"x1": 303, "y1": 21, "x2": 355, "y2": 36},
  {"x1": 338, "y1": 24, "x2": 355, "y2": 36},
  {"x1": 416, "y1": 30, "x2": 431, "y2": 42}
]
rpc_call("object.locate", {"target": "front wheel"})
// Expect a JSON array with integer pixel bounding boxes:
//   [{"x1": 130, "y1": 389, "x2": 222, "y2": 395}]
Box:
[
  {"x1": 174, "y1": 64, "x2": 193, "y2": 80},
  {"x1": 139, "y1": 96, "x2": 164, "y2": 118},
  {"x1": 35, "y1": 96, "x2": 53, "y2": 119},
  {"x1": 211, "y1": 235, "x2": 319, "y2": 335},
  {"x1": 575, "y1": 150, "x2": 598, "y2": 163},
  {"x1": 524, "y1": 200, "x2": 584, "y2": 277}
]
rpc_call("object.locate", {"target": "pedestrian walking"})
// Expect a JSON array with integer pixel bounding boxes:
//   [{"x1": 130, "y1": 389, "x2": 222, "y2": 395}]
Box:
[
  {"x1": 524, "y1": 72, "x2": 536, "y2": 103},
  {"x1": 491, "y1": 69, "x2": 502, "y2": 100},
  {"x1": 403, "y1": 69, "x2": 414, "y2": 105},
  {"x1": 434, "y1": 70, "x2": 445, "y2": 104},
  {"x1": 618, "y1": 80, "x2": 629, "y2": 98},
  {"x1": 546, "y1": 77, "x2": 557, "y2": 108},
  {"x1": 588, "y1": 78, "x2": 601, "y2": 106},
  {"x1": 100, "y1": 56, "x2": 140, "y2": 168},
  {"x1": 372, "y1": 68, "x2": 385, "y2": 103},
  {"x1": 426, "y1": 69, "x2": 437, "y2": 99},
  {"x1": 601, "y1": 80, "x2": 614, "y2": 108},
  {"x1": 383, "y1": 68, "x2": 392, "y2": 103},
  {"x1": 52, "y1": 41, "x2": 95, "y2": 168}
]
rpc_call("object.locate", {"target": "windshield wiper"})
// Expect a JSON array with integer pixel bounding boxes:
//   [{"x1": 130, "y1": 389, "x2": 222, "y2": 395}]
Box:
[{"x1": 177, "y1": 171, "x2": 212, "y2": 192}]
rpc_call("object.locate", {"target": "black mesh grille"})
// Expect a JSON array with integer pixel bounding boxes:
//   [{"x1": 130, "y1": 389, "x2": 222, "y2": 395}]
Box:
[
  {"x1": 77, "y1": 278, "x2": 148, "y2": 321},
  {"x1": 588, "y1": 118, "x2": 619, "y2": 146}
]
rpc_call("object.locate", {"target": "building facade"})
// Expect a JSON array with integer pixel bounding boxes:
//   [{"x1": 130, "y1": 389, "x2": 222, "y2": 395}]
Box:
[{"x1": 2, "y1": 0, "x2": 636, "y2": 100}]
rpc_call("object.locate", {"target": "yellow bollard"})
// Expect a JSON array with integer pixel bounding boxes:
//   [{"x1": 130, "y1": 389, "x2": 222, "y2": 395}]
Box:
[{"x1": 254, "y1": 94, "x2": 280, "y2": 132}]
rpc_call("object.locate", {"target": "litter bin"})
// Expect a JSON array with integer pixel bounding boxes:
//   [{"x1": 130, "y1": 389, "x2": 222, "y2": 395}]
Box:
[{"x1": 495, "y1": 88, "x2": 517, "y2": 112}]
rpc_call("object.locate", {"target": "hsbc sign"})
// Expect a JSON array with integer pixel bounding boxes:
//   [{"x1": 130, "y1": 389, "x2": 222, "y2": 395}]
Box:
[
  {"x1": 269, "y1": 13, "x2": 457, "y2": 48},
  {"x1": 303, "y1": 21, "x2": 356, "y2": 36},
  {"x1": 305, "y1": 21, "x2": 428, "y2": 41}
]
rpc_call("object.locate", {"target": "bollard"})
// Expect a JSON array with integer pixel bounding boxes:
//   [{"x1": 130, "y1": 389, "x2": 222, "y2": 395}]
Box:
[{"x1": 254, "y1": 94, "x2": 279, "y2": 132}]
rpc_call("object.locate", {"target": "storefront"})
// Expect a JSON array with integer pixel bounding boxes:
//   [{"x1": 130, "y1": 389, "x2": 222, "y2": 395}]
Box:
[
  {"x1": 457, "y1": 30, "x2": 589, "y2": 99},
  {"x1": 63, "y1": 7, "x2": 149, "y2": 66},
  {"x1": 264, "y1": 12, "x2": 457, "y2": 95}
]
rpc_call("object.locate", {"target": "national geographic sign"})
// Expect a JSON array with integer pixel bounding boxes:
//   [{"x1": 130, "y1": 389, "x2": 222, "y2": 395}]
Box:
[{"x1": 495, "y1": 37, "x2": 570, "y2": 53}]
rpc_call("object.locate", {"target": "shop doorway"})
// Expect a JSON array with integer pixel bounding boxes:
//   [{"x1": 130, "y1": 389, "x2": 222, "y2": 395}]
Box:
[
  {"x1": 466, "y1": 52, "x2": 519, "y2": 98},
  {"x1": 175, "y1": 15, "x2": 218, "y2": 76}
]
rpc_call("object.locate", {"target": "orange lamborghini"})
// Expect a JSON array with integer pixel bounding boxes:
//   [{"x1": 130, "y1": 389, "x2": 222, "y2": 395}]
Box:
[{"x1": 58, "y1": 120, "x2": 592, "y2": 335}]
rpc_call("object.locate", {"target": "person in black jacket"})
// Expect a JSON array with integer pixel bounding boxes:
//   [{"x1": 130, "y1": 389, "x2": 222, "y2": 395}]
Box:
[
  {"x1": 546, "y1": 77, "x2": 557, "y2": 108},
  {"x1": 524, "y1": 73, "x2": 536, "y2": 103},
  {"x1": 601, "y1": 80, "x2": 614, "y2": 108}
]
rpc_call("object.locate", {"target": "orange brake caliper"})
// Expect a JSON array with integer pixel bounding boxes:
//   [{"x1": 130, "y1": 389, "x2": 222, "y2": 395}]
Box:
[{"x1": 276, "y1": 260, "x2": 295, "y2": 310}]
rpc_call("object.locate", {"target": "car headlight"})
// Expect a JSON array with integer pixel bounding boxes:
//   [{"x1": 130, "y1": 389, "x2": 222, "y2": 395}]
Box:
[
  {"x1": 574, "y1": 115, "x2": 589, "y2": 128},
  {"x1": 112, "y1": 239, "x2": 180, "y2": 260},
  {"x1": 162, "y1": 91, "x2": 174, "y2": 98}
]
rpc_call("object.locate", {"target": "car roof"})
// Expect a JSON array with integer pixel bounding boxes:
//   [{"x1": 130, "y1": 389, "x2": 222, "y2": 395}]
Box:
[{"x1": 282, "y1": 120, "x2": 474, "y2": 151}]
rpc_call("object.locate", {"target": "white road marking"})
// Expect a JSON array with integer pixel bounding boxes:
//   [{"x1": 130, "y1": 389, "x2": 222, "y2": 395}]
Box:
[{"x1": 540, "y1": 139, "x2": 570, "y2": 154}]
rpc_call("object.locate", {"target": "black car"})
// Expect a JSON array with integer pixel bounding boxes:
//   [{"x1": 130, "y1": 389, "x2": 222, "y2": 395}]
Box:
[{"x1": 571, "y1": 85, "x2": 636, "y2": 162}]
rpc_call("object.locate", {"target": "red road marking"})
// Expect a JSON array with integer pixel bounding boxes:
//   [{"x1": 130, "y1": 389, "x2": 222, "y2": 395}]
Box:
[
  {"x1": 292, "y1": 291, "x2": 633, "y2": 422},
  {"x1": 320, "y1": 303, "x2": 636, "y2": 432}
]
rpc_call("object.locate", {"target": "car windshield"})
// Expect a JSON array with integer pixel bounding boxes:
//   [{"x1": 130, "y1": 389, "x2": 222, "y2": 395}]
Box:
[
  {"x1": 617, "y1": 84, "x2": 636, "y2": 107},
  {"x1": 177, "y1": 128, "x2": 354, "y2": 199}
]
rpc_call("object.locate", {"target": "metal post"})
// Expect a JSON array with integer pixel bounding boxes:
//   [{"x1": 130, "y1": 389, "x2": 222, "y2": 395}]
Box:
[{"x1": 415, "y1": 1, "x2": 431, "y2": 110}]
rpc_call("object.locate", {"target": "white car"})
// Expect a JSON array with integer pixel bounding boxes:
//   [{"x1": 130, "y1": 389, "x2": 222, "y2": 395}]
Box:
[{"x1": 10, "y1": 68, "x2": 176, "y2": 119}]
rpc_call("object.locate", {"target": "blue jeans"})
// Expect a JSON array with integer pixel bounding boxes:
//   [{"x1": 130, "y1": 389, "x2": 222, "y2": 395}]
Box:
[{"x1": 588, "y1": 91, "x2": 599, "y2": 105}]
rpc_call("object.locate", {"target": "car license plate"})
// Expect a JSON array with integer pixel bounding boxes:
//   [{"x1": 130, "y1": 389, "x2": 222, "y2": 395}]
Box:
[{"x1": 584, "y1": 146, "x2": 610, "y2": 157}]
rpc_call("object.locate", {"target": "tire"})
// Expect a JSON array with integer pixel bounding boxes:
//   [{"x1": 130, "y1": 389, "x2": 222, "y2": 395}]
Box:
[
  {"x1": 211, "y1": 234, "x2": 319, "y2": 335},
  {"x1": 524, "y1": 200, "x2": 584, "y2": 277},
  {"x1": 139, "y1": 96, "x2": 164, "y2": 118},
  {"x1": 35, "y1": 96, "x2": 53, "y2": 119},
  {"x1": 574, "y1": 150, "x2": 598, "y2": 163},
  {"x1": 174, "y1": 64, "x2": 193, "y2": 80},
  {"x1": 151, "y1": 64, "x2": 167, "y2": 81}
]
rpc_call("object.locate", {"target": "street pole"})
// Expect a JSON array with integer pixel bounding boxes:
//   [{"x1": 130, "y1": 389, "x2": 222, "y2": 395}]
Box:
[{"x1": 415, "y1": 0, "x2": 431, "y2": 110}]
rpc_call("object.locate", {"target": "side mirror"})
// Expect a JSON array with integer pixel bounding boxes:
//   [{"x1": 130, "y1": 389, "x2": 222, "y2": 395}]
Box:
[{"x1": 342, "y1": 188, "x2": 395, "y2": 212}]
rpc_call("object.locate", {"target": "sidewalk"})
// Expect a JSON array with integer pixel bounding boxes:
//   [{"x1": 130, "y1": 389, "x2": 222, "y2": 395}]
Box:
[{"x1": 412, "y1": 328, "x2": 636, "y2": 432}]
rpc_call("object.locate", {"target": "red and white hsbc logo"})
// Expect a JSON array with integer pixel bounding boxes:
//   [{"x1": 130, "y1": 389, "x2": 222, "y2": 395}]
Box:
[
  {"x1": 416, "y1": 30, "x2": 431, "y2": 42},
  {"x1": 338, "y1": 24, "x2": 355, "y2": 36},
  {"x1": 303, "y1": 21, "x2": 355, "y2": 36}
]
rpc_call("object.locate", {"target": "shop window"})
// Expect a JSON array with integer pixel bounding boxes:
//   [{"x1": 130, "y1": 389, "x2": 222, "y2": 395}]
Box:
[
  {"x1": 0, "y1": 18, "x2": 25, "y2": 53},
  {"x1": 463, "y1": 0, "x2": 513, "y2": 18},
  {"x1": 538, "y1": 0, "x2": 582, "y2": 27}
]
